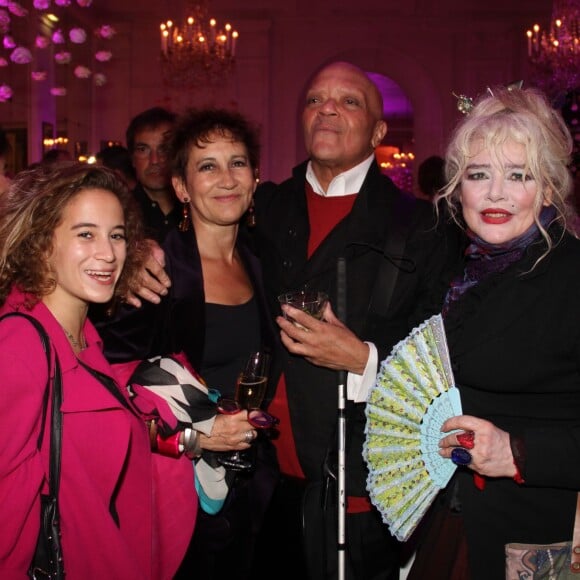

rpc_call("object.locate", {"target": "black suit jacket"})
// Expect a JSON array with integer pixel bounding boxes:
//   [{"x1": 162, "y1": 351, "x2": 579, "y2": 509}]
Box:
[
  {"x1": 443, "y1": 229, "x2": 580, "y2": 578},
  {"x1": 252, "y1": 160, "x2": 462, "y2": 493},
  {"x1": 95, "y1": 227, "x2": 279, "y2": 405}
]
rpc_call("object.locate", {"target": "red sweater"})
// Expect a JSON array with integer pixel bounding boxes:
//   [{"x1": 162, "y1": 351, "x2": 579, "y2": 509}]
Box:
[{"x1": 269, "y1": 184, "x2": 356, "y2": 479}]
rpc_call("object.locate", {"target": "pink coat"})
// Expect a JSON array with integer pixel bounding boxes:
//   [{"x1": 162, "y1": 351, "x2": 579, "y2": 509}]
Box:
[{"x1": 0, "y1": 288, "x2": 197, "y2": 579}]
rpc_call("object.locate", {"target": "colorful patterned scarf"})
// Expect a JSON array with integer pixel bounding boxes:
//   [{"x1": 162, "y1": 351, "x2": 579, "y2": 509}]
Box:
[{"x1": 442, "y1": 206, "x2": 556, "y2": 315}]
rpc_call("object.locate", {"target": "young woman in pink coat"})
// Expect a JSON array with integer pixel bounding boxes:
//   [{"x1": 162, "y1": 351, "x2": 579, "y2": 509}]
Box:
[{"x1": 0, "y1": 163, "x2": 197, "y2": 579}]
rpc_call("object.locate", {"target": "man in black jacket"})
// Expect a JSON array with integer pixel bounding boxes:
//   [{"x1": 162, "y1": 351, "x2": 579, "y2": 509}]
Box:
[
  {"x1": 250, "y1": 61, "x2": 460, "y2": 580},
  {"x1": 126, "y1": 106, "x2": 180, "y2": 242}
]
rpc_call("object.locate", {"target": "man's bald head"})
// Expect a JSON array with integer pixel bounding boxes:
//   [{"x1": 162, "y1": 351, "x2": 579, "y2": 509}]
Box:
[{"x1": 302, "y1": 61, "x2": 388, "y2": 186}]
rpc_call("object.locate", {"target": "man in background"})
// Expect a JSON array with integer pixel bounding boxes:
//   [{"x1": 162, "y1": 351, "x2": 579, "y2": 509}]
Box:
[
  {"x1": 41, "y1": 147, "x2": 72, "y2": 164},
  {"x1": 97, "y1": 144, "x2": 138, "y2": 190},
  {"x1": 416, "y1": 154, "x2": 446, "y2": 201},
  {"x1": 126, "y1": 106, "x2": 180, "y2": 242},
  {"x1": 250, "y1": 61, "x2": 460, "y2": 580}
]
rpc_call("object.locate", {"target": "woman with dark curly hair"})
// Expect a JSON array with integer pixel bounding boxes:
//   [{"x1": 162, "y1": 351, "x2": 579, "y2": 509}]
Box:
[
  {"x1": 96, "y1": 108, "x2": 280, "y2": 579},
  {"x1": 0, "y1": 163, "x2": 197, "y2": 579}
]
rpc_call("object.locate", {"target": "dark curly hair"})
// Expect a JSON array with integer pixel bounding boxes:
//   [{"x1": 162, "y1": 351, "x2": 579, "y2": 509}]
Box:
[
  {"x1": 169, "y1": 108, "x2": 260, "y2": 181},
  {"x1": 0, "y1": 162, "x2": 145, "y2": 307}
]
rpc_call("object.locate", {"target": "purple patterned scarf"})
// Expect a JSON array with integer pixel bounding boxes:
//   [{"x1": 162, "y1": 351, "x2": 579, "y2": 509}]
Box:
[{"x1": 442, "y1": 206, "x2": 556, "y2": 315}]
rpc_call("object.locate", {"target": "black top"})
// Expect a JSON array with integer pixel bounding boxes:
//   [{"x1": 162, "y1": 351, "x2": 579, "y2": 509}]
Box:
[
  {"x1": 441, "y1": 229, "x2": 580, "y2": 579},
  {"x1": 201, "y1": 297, "x2": 261, "y2": 398},
  {"x1": 95, "y1": 226, "x2": 279, "y2": 406}
]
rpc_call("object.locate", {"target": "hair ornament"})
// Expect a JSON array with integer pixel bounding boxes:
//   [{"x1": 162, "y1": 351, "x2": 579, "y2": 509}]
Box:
[
  {"x1": 453, "y1": 80, "x2": 524, "y2": 115},
  {"x1": 453, "y1": 93, "x2": 474, "y2": 115}
]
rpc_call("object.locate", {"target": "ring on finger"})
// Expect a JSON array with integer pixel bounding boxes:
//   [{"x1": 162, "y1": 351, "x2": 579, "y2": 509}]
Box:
[
  {"x1": 456, "y1": 430, "x2": 475, "y2": 450},
  {"x1": 451, "y1": 447, "x2": 472, "y2": 466},
  {"x1": 243, "y1": 430, "x2": 254, "y2": 444}
]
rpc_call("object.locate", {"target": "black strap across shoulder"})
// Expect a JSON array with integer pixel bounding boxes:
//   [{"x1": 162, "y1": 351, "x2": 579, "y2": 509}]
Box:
[{"x1": 0, "y1": 312, "x2": 62, "y2": 496}]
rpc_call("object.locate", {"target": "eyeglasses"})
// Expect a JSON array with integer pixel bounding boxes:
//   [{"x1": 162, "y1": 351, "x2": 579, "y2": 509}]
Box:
[{"x1": 132, "y1": 144, "x2": 170, "y2": 160}]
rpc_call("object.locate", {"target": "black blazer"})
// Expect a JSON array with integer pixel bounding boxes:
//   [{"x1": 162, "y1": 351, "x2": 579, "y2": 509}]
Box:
[
  {"x1": 252, "y1": 160, "x2": 462, "y2": 493},
  {"x1": 444, "y1": 229, "x2": 580, "y2": 579},
  {"x1": 95, "y1": 227, "x2": 279, "y2": 405}
]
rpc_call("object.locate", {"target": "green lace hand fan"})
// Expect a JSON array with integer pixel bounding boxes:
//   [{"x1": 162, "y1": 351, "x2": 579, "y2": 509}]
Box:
[{"x1": 363, "y1": 314, "x2": 461, "y2": 542}]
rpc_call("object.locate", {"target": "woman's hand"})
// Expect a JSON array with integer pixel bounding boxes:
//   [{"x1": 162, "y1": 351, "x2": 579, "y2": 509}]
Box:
[
  {"x1": 439, "y1": 415, "x2": 517, "y2": 478},
  {"x1": 199, "y1": 411, "x2": 257, "y2": 452}
]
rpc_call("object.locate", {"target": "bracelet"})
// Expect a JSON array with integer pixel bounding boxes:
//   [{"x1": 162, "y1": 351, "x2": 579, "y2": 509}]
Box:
[
  {"x1": 183, "y1": 427, "x2": 202, "y2": 459},
  {"x1": 156, "y1": 432, "x2": 183, "y2": 458},
  {"x1": 509, "y1": 433, "x2": 526, "y2": 485},
  {"x1": 513, "y1": 461, "x2": 525, "y2": 485}
]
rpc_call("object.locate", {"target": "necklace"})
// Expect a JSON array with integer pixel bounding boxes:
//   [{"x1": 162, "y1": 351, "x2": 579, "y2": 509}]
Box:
[{"x1": 62, "y1": 327, "x2": 86, "y2": 350}]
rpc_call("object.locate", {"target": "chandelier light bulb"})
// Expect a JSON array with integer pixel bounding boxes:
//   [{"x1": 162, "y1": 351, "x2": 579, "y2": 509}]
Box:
[
  {"x1": 524, "y1": 0, "x2": 580, "y2": 98},
  {"x1": 159, "y1": 0, "x2": 239, "y2": 89}
]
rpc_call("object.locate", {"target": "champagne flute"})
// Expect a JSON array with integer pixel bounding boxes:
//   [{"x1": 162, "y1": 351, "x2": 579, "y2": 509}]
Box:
[
  {"x1": 235, "y1": 351, "x2": 269, "y2": 410},
  {"x1": 218, "y1": 350, "x2": 274, "y2": 471}
]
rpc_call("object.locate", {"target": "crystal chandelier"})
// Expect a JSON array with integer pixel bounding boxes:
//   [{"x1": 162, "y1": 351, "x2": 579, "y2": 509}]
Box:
[
  {"x1": 525, "y1": 0, "x2": 580, "y2": 99},
  {"x1": 159, "y1": 0, "x2": 239, "y2": 90}
]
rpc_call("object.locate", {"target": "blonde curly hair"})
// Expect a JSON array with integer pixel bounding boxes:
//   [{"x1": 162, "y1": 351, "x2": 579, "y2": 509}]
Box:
[{"x1": 437, "y1": 87, "x2": 574, "y2": 262}]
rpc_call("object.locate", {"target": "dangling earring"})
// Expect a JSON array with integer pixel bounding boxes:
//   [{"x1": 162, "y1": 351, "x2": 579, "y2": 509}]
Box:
[
  {"x1": 179, "y1": 199, "x2": 190, "y2": 232},
  {"x1": 246, "y1": 198, "x2": 256, "y2": 227}
]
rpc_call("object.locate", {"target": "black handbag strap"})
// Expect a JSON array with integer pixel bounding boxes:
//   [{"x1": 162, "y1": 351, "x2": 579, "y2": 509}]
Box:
[{"x1": 0, "y1": 313, "x2": 62, "y2": 500}]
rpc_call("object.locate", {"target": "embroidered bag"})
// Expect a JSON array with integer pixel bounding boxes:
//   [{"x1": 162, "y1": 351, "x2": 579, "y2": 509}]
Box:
[{"x1": 505, "y1": 494, "x2": 580, "y2": 579}]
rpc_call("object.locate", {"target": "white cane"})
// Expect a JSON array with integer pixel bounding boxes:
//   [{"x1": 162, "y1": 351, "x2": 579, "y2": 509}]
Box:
[{"x1": 336, "y1": 257, "x2": 347, "y2": 580}]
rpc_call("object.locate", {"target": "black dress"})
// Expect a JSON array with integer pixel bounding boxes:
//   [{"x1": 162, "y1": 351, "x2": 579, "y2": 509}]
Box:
[
  {"x1": 94, "y1": 226, "x2": 280, "y2": 580},
  {"x1": 175, "y1": 298, "x2": 279, "y2": 579}
]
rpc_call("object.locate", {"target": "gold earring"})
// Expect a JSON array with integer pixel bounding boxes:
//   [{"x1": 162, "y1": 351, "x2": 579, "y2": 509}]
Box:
[{"x1": 179, "y1": 199, "x2": 190, "y2": 232}]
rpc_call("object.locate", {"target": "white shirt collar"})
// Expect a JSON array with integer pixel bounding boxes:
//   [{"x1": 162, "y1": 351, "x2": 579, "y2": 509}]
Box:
[{"x1": 305, "y1": 154, "x2": 375, "y2": 197}]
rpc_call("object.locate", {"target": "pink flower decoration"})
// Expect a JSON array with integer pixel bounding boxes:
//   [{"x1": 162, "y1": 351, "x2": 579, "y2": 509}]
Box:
[
  {"x1": 31, "y1": 71, "x2": 47, "y2": 81},
  {"x1": 69, "y1": 27, "x2": 87, "y2": 44},
  {"x1": 76, "y1": 0, "x2": 92, "y2": 6},
  {"x1": 33, "y1": 0, "x2": 50, "y2": 8},
  {"x1": 10, "y1": 46, "x2": 32, "y2": 64},
  {"x1": 0, "y1": 1, "x2": 8, "y2": 7},
  {"x1": 54, "y1": 51, "x2": 72, "y2": 64},
  {"x1": 3, "y1": 35, "x2": 15, "y2": 49},
  {"x1": 8, "y1": 2, "x2": 28, "y2": 17},
  {"x1": 52, "y1": 29, "x2": 65, "y2": 44},
  {"x1": 54, "y1": 0, "x2": 71, "y2": 6},
  {"x1": 35, "y1": 35, "x2": 50, "y2": 49},
  {"x1": 95, "y1": 50, "x2": 112, "y2": 62},
  {"x1": 74, "y1": 65, "x2": 91, "y2": 78},
  {"x1": 50, "y1": 87, "x2": 67, "y2": 96},
  {"x1": 94, "y1": 72, "x2": 107, "y2": 86},
  {"x1": 0, "y1": 57, "x2": 7, "y2": 67},
  {"x1": 96, "y1": 25, "x2": 115, "y2": 39},
  {"x1": 0, "y1": 84, "x2": 13, "y2": 102}
]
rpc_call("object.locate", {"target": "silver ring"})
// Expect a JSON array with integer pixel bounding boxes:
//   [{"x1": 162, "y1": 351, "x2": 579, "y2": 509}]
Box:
[{"x1": 244, "y1": 430, "x2": 254, "y2": 444}]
